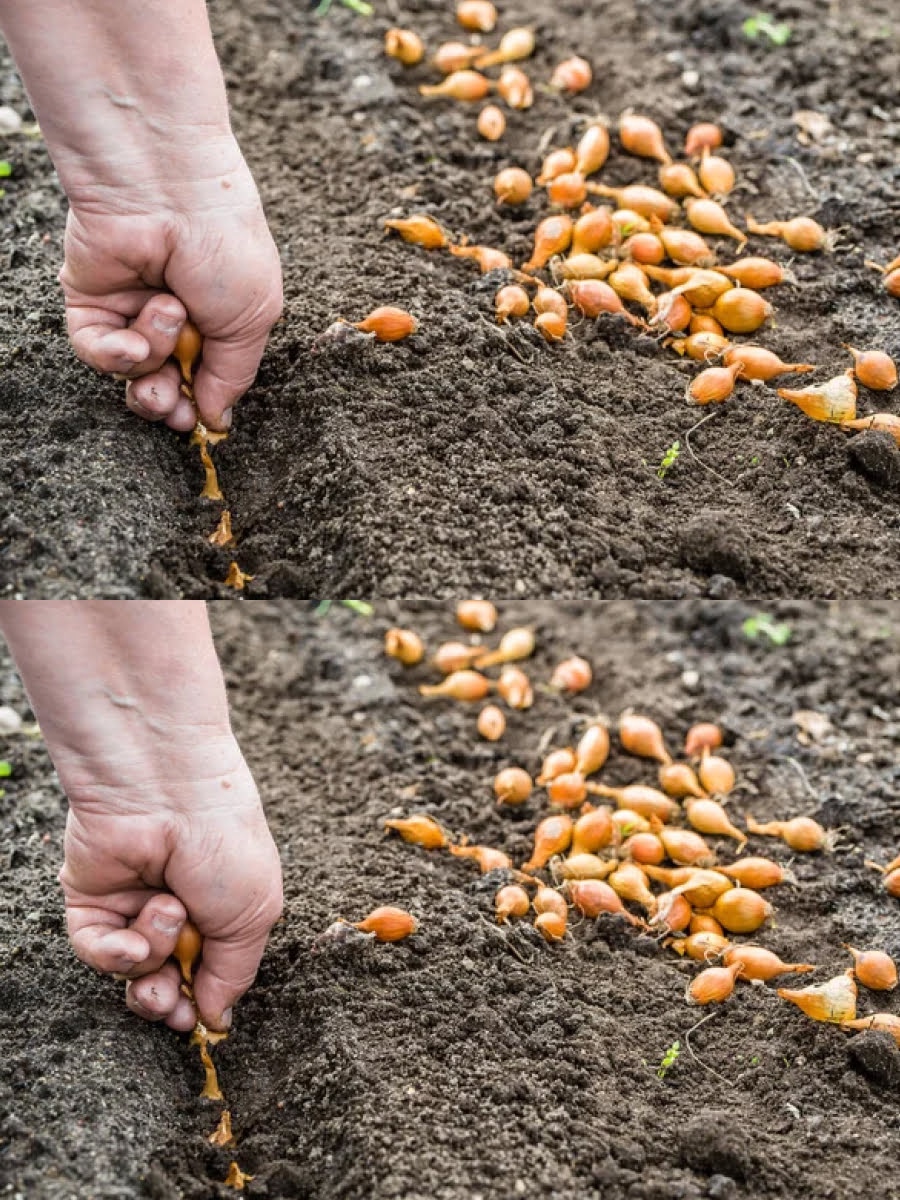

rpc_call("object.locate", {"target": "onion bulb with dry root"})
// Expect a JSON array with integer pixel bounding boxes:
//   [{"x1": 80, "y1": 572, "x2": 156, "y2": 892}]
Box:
[
  {"x1": 698, "y1": 151, "x2": 735, "y2": 196},
  {"x1": 844, "y1": 345, "x2": 898, "y2": 391},
  {"x1": 523, "y1": 814, "x2": 573, "y2": 872},
  {"x1": 174, "y1": 321, "x2": 202, "y2": 385},
  {"x1": 534, "y1": 911, "x2": 567, "y2": 942},
  {"x1": 719, "y1": 856, "x2": 786, "y2": 889},
  {"x1": 574, "y1": 722, "x2": 609, "y2": 775},
  {"x1": 723, "y1": 346, "x2": 814, "y2": 381},
  {"x1": 841, "y1": 1013, "x2": 900, "y2": 1043},
  {"x1": 477, "y1": 104, "x2": 507, "y2": 141},
  {"x1": 384, "y1": 815, "x2": 449, "y2": 849},
  {"x1": 778, "y1": 370, "x2": 858, "y2": 424},
  {"x1": 523, "y1": 215, "x2": 573, "y2": 272},
  {"x1": 777, "y1": 971, "x2": 858, "y2": 1023},
  {"x1": 419, "y1": 669, "x2": 489, "y2": 701},
  {"x1": 684, "y1": 198, "x2": 745, "y2": 244},
  {"x1": 384, "y1": 628, "x2": 425, "y2": 665},
  {"x1": 537, "y1": 747, "x2": 577, "y2": 785},
  {"x1": 456, "y1": 0, "x2": 497, "y2": 32},
  {"x1": 174, "y1": 920, "x2": 202, "y2": 984},
  {"x1": 546, "y1": 771, "x2": 588, "y2": 809},
  {"x1": 687, "y1": 961, "x2": 743, "y2": 1005},
  {"x1": 384, "y1": 29, "x2": 425, "y2": 65},
  {"x1": 497, "y1": 665, "x2": 534, "y2": 709},
  {"x1": 433, "y1": 641, "x2": 480, "y2": 674},
  {"x1": 493, "y1": 766, "x2": 533, "y2": 805},
  {"x1": 474, "y1": 27, "x2": 535, "y2": 70},
  {"x1": 608, "y1": 863, "x2": 656, "y2": 912},
  {"x1": 619, "y1": 113, "x2": 671, "y2": 164},
  {"x1": 495, "y1": 284, "x2": 531, "y2": 323},
  {"x1": 494, "y1": 166, "x2": 533, "y2": 205},
  {"x1": 684, "y1": 798, "x2": 745, "y2": 845},
  {"x1": 746, "y1": 214, "x2": 830, "y2": 252},
  {"x1": 475, "y1": 627, "x2": 535, "y2": 669},
  {"x1": 550, "y1": 656, "x2": 592, "y2": 693},
  {"x1": 449, "y1": 842, "x2": 512, "y2": 873},
  {"x1": 711, "y1": 289, "x2": 773, "y2": 334},
  {"x1": 684, "y1": 122, "x2": 723, "y2": 158},
  {"x1": 840, "y1": 413, "x2": 900, "y2": 444},
  {"x1": 844, "y1": 945, "x2": 898, "y2": 991},
  {"x1": 719, "y1": 257, "x2": 787, "y2": 289},
  {"x1": 723, "y1": 945, "x2": 815, "y2": 981},
  {"x1": 497, "y1": 65, "x2": 533, "y2": 109},
  {"x1": 420, "y1": 70, "x2": 490, "y2": 101},
  {"x1": 745, "y1": 814, "x2": 833, "y2": 852},
  {"x1": 477, "y1": 704, "x2": 506, "y2": 741},
  {"x1": 355, "y1": 907, "x2": 418, "y2": 942},
  {"x1": 570, "y1": 207, "x2": 614, "y2": 254},
  {"x1": 697, "y1": 752, "x2": 735, "y2": 795},
  {"x1": 534, "y1": 888, "x2": 571, "y2": 921},
  {"x1": 658, "y1": 162, "x2": 706, "y2": 199},
  {"x1": 711, "y1": 888, "x2": 773, "y2": 933},
  {"x1": 457, "y1": 599, "x2": 497, "y2": 631},
  {"x1": 355, "y1": 307, "x2": 418, "y2": 342},
  {"x1": 688, "y1": 362, "x2": 743, "y2": 405},
  {"x1": 684, "y1": 723, "x2": 723, "y2": 757},
  {"x1": 575, "y1": 123, "x2": 610, "y2": 176},
  {"x1": 570, "y1": 806, "x2": 615, "y2": 854},
  {"x1": 385, "y1": 215, "x2": 449, "y2": 249},
  {"x1": 658, "y1": 762, "x2": 706, "y2": 799},
  {"x1": 495, "y1": 884, "x2": 530, "y2": 923},
  {"x1": 550, "y1": 56, "x2": 592, "y2": 93},
  {"x1": 433, "y1": 42, "x2": 480, "y2": 74}
]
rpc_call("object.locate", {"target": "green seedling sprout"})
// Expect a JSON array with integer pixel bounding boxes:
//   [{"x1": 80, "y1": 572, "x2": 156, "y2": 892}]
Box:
[
  {"x1": 656, "y1": 440, "x2": 681, "y2": 479},
  {"x1": 742, "y1": 613, "x2": 792, "y2": 646},
  {"x1": 657, "y1": 1040, "x2": 680, "y2": 1078},
  {"x1": 0, "y1": 760, "x2": 11, "y2": 800},
  {"x1": 313, "y1": 600, "x2": 374, "y2": 618},
  {"x1": 314, "y1": 0, "x2": 374, "y2": 16},
  {"x1": 742, "y1": 13, "x2": 792, "y2": 45}
]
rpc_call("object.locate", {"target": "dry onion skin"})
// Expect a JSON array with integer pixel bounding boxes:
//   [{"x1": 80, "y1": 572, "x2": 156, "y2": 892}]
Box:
[
  {"x1": 778, "y1": 971, "x2": 858, "y2": 1024},
  {"x1": 355, "y1": 306, "x2": 419, "y2": 342},
  {"x1": 844, "y1": 945, "x2": 898, "y2": 991},
  {"x1": 844, "y1": 345, "x2": 898, "y2": 391}
]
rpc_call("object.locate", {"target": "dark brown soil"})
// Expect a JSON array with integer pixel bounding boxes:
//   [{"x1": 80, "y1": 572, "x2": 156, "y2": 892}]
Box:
[
  {"x1": 1, "y1": 600, "x2": 899, "y2": 1199},
  {"x1": 2, "y1": 1, "x2": 900, "y2": 598}
]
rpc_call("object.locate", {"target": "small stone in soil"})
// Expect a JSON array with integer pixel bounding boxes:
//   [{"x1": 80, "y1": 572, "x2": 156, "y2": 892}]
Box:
[
  {"x1": 846, "y1": 431, "x2": 900, "y2": 489},
  {"x1": 846, "y1": 1030, "x2": 900, "y2": 1090}
]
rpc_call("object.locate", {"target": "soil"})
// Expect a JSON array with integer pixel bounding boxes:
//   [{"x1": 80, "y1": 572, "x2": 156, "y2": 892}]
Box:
[
  {"x1": 2, "y1": 0, "x2": 900, "y2": 598},
  {"x1": 1, "y1": 599, "x2": 899, "y2": 1199}
]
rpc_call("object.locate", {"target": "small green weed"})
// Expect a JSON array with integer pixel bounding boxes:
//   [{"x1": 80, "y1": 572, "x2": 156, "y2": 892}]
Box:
[
  {"x1": 313, "y1": 600, "x2": 374, "y2": 618},
  {"x1": 657, "y1": 1040, "x2": 681, "y2": 1079},
  {"x1": 314, "y1": 0, "x2": 373, "y2": 15},
  {"x1": 0, "y1": 760, "x2": 10, "y2": 799},
  {"x1": 742, "y1": 13, "x2": 792, "y2": 45},
  {"x1": 656, "y1": 440, "x2": 681, "y2": 479},
  {"x1": 742, "y1": 613, "x2": 792, "y2": 646}
]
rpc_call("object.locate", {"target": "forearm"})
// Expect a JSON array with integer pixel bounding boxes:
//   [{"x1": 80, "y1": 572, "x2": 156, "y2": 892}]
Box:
[
  {"x1": 0, "y1": 601, "x2": 239, "y2": 799},
  {"x1": 0, "y1": 1, "x2": 240, "y2": 200}
]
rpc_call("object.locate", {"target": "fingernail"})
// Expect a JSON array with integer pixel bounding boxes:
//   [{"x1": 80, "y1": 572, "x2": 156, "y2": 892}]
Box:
[
  {"x1": 220, "y1": 1007, "x2": 233, "y2": 1030},
  {"x1": 219, "y1": 407, "x2": 233, "y2": 430},
  {"x1": 152, "y1": 313, "x2": 182, "y2": 336},
  {"x1": 152, "y1": 914, "x2": 183, "y2": 936}
]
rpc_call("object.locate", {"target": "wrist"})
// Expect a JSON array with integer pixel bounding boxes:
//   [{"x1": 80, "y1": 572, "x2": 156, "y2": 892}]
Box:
[{"x1": 56, "y1": 727, "x2": 252, "y2": 816}]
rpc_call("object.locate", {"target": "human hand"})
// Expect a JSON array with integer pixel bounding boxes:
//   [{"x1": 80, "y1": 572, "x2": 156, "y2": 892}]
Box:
[
  {"x1": 59, "y1": 139, "x2": 283, "y2": 433},
  {"x1": 58, "y1": 738, "x2": 283, "y2": 1032}
]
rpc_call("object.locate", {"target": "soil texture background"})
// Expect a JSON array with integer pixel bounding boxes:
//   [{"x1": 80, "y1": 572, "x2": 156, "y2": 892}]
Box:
[
  {"x1": 1, "y1": 1, "x2": 900, "y2": 597},
  {"x1": 1, "y1": 599, "x2": 899, "y2": 1199}
]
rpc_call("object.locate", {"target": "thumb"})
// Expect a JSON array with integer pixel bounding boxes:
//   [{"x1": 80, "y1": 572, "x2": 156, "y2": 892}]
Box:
[{"x1": 191, "y1": 922, "x2": 275, "y2": 1032}]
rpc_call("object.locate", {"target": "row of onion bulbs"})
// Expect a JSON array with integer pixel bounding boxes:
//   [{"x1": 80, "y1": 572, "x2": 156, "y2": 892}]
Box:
[
  {"x1": 379, "y1": 606, "x2": 900, "y2": 1044},
  {"x1": 379, "y1": 8, "x2": 900, "y2": 446}
]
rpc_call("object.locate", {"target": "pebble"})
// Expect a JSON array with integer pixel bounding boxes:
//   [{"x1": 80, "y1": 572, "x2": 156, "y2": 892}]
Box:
[
  {"x1": 0, "y1": 105, "x2": 22, "y2": 134},
  {"x1": 0, "y1": 705, "x2": 22, "y2": 735}
]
